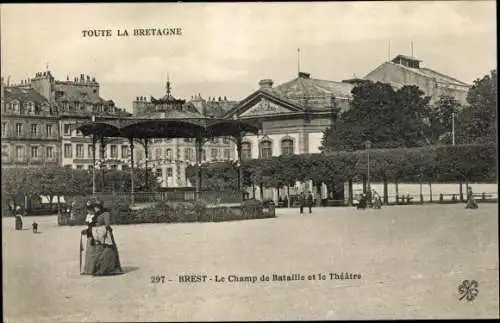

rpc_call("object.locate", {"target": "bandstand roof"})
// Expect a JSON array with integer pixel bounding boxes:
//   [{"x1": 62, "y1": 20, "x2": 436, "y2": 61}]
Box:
[{"x1": 72, "y1": 116, "x2": 261, "y2": 139}]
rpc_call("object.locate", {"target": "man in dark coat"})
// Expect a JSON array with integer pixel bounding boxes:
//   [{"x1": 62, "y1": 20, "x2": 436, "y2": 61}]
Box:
[
  {"x1": 298, "y1": 192, "x2": 306, "y2": 216},
  {"x1": 306, "y1": 191, "x2": 314, "y2": 215}
]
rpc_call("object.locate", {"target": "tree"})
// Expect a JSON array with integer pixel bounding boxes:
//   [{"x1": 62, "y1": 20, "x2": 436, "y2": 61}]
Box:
[
  {"x1": 429, "y1": 95, "x2": 461, "y2": 144},
  {"x1": 321, "y1": 81, "x2": 433, "y2": 151},
  {"x1": 456, "y1": 69, "x2": 497, "y2": 145}
]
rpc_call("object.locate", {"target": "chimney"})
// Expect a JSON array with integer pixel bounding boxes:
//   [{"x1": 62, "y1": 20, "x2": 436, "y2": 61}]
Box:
[
  {"x1": 298, "y1": 72, "x2": 310, "y2": 79},
  {"x1": 259, "y1": 79, "x2": 274, "y2": 89}
]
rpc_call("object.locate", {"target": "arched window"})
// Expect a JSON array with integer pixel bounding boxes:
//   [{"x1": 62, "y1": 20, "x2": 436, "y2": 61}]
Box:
[
  {"x1": 241, "y1": 142, "x2": 252, "y2": 160},
  {"x1": 281, "y1": 137, "x2": 294, "y2": 156},
  {"x1": 259, "y1": 139, "x2": 273, "y2": 159},
  {"x1": 165, "y1": 148, "x2": 172, "y2": 159}
]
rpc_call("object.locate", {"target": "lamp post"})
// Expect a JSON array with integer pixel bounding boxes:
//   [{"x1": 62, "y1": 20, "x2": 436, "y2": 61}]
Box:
[
  {"x1": 452, "y1": 111, "x2": 456, "y2": 146},
  {"x1": 365, "y1": 140, "x2": 372, "y2": 192}
]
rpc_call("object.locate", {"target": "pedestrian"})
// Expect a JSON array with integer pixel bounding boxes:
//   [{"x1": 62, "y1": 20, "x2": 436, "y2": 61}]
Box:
[
  {"x1": 306, "y1": 191, "x2": 314, "y2": 214},
  {"x1": 299, "y1": 192, "x2": 306, "y2": 215},
  {"x1": 14, "y1": 205, "x2": 24, "y2": 230},
  {"x1": 465, "y1": 187, "x2": 478, "y2": 209}
]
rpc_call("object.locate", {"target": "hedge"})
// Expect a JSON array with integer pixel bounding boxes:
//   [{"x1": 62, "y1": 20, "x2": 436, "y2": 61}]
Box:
[{"x1": 62, "y1": 198, "x2": 274, "y2": 226}]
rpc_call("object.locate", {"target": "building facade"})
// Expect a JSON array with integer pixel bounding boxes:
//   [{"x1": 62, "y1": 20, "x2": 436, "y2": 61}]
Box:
[
  {"x1": 1, "y1": 79, "x2": 60, "y2": 168},
  {"x1": 364, "y1": 54, "x2": 471, "y2": 105},
  {"x1": 132, "y1": 80, "x2": 238, "y2": 188},
  {"x1": 1, "y1": 72, "x2": 131, "y2": 171},
  {"x1": 224, "y1": 72, "x2": 354, "y2": 200}
]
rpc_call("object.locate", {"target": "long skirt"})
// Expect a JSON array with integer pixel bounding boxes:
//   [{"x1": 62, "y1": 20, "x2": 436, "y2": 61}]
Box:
[
  {"x1": 93, "y1": 244, "x2": 123, "y2": 276},
  {"x1": 15, "y1": 216, "x2": 23, "y2": 230},
  {"x1": 465, "y1": 198, "x2": 478, "y2": 209},
  {"x1": 80, "y1": 236, "x2": 98, "y2": 275}
]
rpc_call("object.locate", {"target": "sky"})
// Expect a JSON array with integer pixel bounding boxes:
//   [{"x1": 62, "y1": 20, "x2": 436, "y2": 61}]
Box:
[{"x1": 1, "y1": 1, "x2": 496, "y2": 111}]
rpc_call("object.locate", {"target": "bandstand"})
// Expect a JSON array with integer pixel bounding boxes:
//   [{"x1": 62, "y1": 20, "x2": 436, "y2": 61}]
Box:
[{"x1": 73, "y1": 114, "x2": 261, "y2": 204}]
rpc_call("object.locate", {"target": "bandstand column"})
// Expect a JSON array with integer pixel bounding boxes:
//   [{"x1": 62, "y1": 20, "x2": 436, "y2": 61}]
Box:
[
  {"x1": 195, "y1": 137, "x2": 203, "y2": 200},
  {"x1": 129, "y1": 138, "x2": 135, "y2": 205},
  {"x1": 236, "y1": 134, "x2": 244, "y2": 200},
  {"x1": 99, "y1": 136, "x2": 106, "y2": 191}
]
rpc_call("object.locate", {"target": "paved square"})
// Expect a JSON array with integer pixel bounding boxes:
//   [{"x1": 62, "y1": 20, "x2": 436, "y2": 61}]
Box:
[{"x1": 3, "y1": 204, "x2": 499, "y2": 321}]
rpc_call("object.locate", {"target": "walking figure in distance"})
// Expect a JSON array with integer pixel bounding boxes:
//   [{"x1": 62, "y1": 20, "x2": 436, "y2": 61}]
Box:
[
  {"x1": 465, "y1": 187, "x2": 478, "y2": 209},
  {"x1": 299, "y1": 192, "x2": 306, "y2": 216},
  {"x1": 306, "y1": 191, "x2": 314, "y2": 214}
]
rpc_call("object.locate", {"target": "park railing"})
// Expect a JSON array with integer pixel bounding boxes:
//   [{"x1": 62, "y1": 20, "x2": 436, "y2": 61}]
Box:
[{"x1": 93, "y1": 189, "x2": 243, "y2": 206}]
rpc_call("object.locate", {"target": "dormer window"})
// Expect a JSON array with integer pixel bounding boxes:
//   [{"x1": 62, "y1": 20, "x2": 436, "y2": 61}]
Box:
[{"x1": 27, "y1": 101, "x2": 35, "y2": 114}]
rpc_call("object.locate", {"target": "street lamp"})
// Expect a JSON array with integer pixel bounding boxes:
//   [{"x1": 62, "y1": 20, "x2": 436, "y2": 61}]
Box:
[{"x1": 365, "y1": 140, "x2": 372, "y2": 193}]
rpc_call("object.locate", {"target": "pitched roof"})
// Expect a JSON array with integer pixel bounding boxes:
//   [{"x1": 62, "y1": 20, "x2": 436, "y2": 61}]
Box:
[
  {"x1": 3, "y1": 86, "x2": 49, "y2": 105},
  {"x1": 376, "y1": 62, "x2": 470, "y2": 87},
  {"x1": 274, "y1": 75, "x2": 354, "y2": 109},
  {"x1": 417, "y1": 67, "x2": 469, "y2": 86},
  {"x1": 187, "y1": 98, "x2": 238, "y2": 118},
  {"x1": 54, "y1": 81, "x2": 107, "y2": 104}
]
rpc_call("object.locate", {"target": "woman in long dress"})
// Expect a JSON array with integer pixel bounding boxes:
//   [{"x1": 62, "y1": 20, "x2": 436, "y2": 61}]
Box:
[
  {"x1": 465, "y1": 187, "x2": 478, "y2": 209},
  {"x1": 80, "y1": 200, "x2": 98, "y2": 275},
  {"x1": 92, "y1": 201, "x2": 123, "y2": 276},
  {"x1": 14, "y1": 206, "x2": 23, "y2": 230}
]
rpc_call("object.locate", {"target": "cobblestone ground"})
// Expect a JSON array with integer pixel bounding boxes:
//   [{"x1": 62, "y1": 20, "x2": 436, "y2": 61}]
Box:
[{"x1": 3, "y1": 204, "x2": 499, "y2": 322}]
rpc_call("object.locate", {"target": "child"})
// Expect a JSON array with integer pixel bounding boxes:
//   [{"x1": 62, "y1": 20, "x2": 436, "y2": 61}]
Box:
[{"x1": 32, "y1": 221, "x2": 38, "y2": 233}]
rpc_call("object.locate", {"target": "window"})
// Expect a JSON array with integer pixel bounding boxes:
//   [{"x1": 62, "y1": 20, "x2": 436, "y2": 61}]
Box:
[
  {"x1": 110, "y1": 145, "x2": 118, "y2": 158},
  {"x1": 184, "y1": 138, "x2": 193, "y2": 143},
  {"x1": 27, "y1": 102, "x2": 35, "y2": 113},
  {"x1": 15, "y1": 146, "x2": 24, "y2": 162},
  {"x1": 31, "y1": 146, "x2": 39, "y2": 158},
  {"x1": 64, "y1": 144, "x2": 72, "y2": 158},
  {"x1": 1, "y1": 123, "x2": 7, "y2": 136},
  {"x1": 155, "y1": 148, "x2": 162, "y2": 161},
  {"x1": 166, "y1": 168, "x2": 173, "y2": 177},
  {"x1": 222, "y1": 137, "x2": 230, "y2": 144},
  {"x1": 242, "y1": 142, "x2": 252, "y2": 160},
  {"x1": 76, "y1": 144, "x2": 84, "y2": 158},
  {"x1": 110, "y1": 165, "x2": 117, "y2": 169},
  {"x1": 165, "y1": 148, "x2": 172, "y2": 159},
  {"x1": 46, "y1": 146, "x2": 54, "y2": 159},
  {"x1": 184, "y1": 148, "x2": 193, "y2": 161},
  {"x1": 211, "y1": 148, "x2": 218, "y2": 160},
  {"x1": 12, "y1": 101, "x2": 20, "y2": 112},
  {"x1": 121, "y1": 145, "x2": 129, "y2": 159},
  {"x1": 260, "y1": 140, "x2": 273, "y2": 159},
  {"x1": 88, "y1": 145, "x2": 94, "y2": 158},
  {"x1": 2, "y1": 145, "x2": 8, "y2": 158},
  {"x1": 16, "y1": 123, "x2": 23, "y2": 136},
  {"x1": 223, "y1": 149, "x2": 230, "y2": 160},
  {"x1": 281, "y1": 138, "x2": 294, "y2": 156},
  {"x1": 46, "y1": 124, "x2": 53, "y2": 137},
  {"x1": 156, "y1": 168, "x2": 162, "y2": 177},
  {"x1": 31, "y1": 124, "x2": 38, "y2": 136},
  {"x1": 63, "y1": 124, "x2": 71, "y2": 135},
  {"x1": 76, "y1": 165, "x2": 84, "y2": 169},
  {"x1": 202, "y1": 149, "x2": 206, "y2": 161},
  {"x1": 137, "y1": 151, "x2": 144, "y2": 163}
]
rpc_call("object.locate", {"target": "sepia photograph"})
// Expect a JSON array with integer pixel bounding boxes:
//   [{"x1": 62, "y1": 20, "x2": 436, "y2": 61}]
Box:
[{"x1": 1, "y1": 1, "x2": 498, "y2": 322}]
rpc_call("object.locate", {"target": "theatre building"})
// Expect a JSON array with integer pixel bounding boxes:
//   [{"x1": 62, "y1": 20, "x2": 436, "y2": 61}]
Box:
[
  {"x1": 364, "y1": 54, "x2": 471, "y2": 105},
  {"x1": 224, "y1": 72, "x2": 354, "y2": 201}
]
